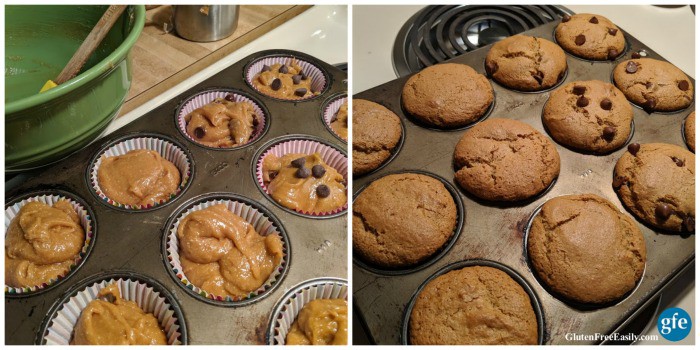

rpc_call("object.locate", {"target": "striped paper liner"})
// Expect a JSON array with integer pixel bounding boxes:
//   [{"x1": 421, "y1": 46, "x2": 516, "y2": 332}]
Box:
[
  {"x1": 176, "y1": 90, "x2": 267, "y2": 148},
  {"x1": 255, "y1": 138, "x2": 349, "y2": 216},
  {"x1": 5, "y1": 193, "x2": 94, "y2": 296},
  {"x1": 268, "y1": 278, "x2": 348, "y2": 345},
  {"x1": 165, "y1": 198, "x2": 288, "y2": 305},
  {"x1": 245, "y1": 56, "x2": 327, "y2": 100},
  {"x1": 323, "y1": 95, "x2": 348, "y2": 141},
  {"x1": 88, "y1": 136, "x2": 192, "y2": 210},
  {"x1": 41, "y1": 277, "x2": 185, "y2": 345}
]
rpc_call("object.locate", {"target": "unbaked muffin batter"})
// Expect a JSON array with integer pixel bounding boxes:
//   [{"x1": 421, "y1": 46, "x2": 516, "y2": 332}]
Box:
[
  {"x1": 185, "y1": 97, "x2": 257, "y2": 147},
  {"x1": 178, "y1": 204, "x2": 284, "y2": 298},
  {"x1": 97, "y1": 149, "x2": 180, "y2": 206},
  {"x1": 262, "y1": 153, "x2": 347, "y2": 213},
  {"x1": 286, "y1": 299, "x2": 348, "y2": 345},
  {"x1": 330, "y1": 102, "x2": 348, "y2": 140},
  {"x1": 252, "y1": 59, "x2": 316, "y2": 99},
  {"x1": 5, "y1": 200, "x2": 84, "y2": 288},
  {"x1": 72, "y1": 283, "x2": 167, "y2": 345}
]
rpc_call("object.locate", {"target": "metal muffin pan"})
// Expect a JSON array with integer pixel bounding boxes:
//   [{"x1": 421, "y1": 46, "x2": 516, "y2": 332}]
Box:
[
  {"x1": 5, "y1": 49, "x2": 347, "y2": 345},
  {"x1": 352, "y1": 20, "x2": 694, "y2": 345}
]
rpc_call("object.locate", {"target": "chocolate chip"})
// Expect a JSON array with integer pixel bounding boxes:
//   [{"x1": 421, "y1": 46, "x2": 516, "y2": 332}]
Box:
[
  {"x1": 608, "y1": 48, "x2": 619, "y2": 60},
  {"x1": 575, "y1": 34, "x2": 586, "y2": 46},
  {"x1": 625, "y1": 61, "x2": 638, "y2": 73},
  {"x1": 292, "y1": 75, "x2": 302, "y2": 85},
  {"x1": 589, "y1": 16, "x2": 599, "y2": 24},
  {"x1": 628, "y1": 143, "x2": 641, "y2": 155},
  {"x1": 194, "y1": 127, "x2": 205, "y2": 139},
  {"x1": 678, "y1": 80, "x2": 690, "y2": 91},
  {"x1": 684, "y1": 217, "x2": 695, "y2": 232},
  {"x1": 279, "y1": 65, "x2": 288, "y2": 74},
  {"x1": 631, "y1": 52, "x2": 641, "y2": 59},
  {"x1": 572, "y1": 85, "x2": 586, "y2": 95},
  {"x1": 602, "y1": 126, "x2": 617, "y2": 141},
  {"x1": 269, "y1": 170, "x2": 278, "y2": 180},
  {"x1": 655, "y1": 203, "x2": 672, "y2": 220},
  {"x1": 294, "y1": 88, "x2": 308, "y2": 97},
  {"x1": 600, "y1": 98, "x2": 613, "y2": 110},
  {"x1": 291, "y1": 157, "x2": 306, "y2": 168},
  {"x1": 485, "y1": 61, "x2": 498, "y2": 75},
  {"x1": 612, "y1": 176, "x2": 627, "y2": 189},
  {"x1": 643, "y1": 97, "x2": 657, "y2": 112},
  {"x1": 316, "y1": 184, "x2": 330, "y2": 198},
  {"x1": 576, "y1": 96, "x2": 589, "y2": 107},
  {"x1": 608, "y1": 28, "x2": 618, "y2": 36},
  {"x1": 645, "y1": 82, "x2": 654, "y2": 89},
  {"x1": 562, "y1": 14, "x2": 571, "y2": 22},
  {"x1": 295, "y1": 167, "x2": 310, "y2": 179},
  {"x1": 224, "y1": 94, "x2": 235, "y2": 102},
  {"x1": 261, "y1": 65, "x2": 271, "y2": 72},
  {"x1": 271, "y1": 78, "x2": 282, "y2": 91},
  {"x1": 672, "y1": 156, "x2": 685, "y2": 167},
  {"x1": 300, "y1": 70, "x2": 308, "y2": 80},
  {"x1": 312, "y1": 164, "x2": 326, "y2": 178},
  {"x1": 533, "y1": 71, "x2": 544, "y2": 85}
]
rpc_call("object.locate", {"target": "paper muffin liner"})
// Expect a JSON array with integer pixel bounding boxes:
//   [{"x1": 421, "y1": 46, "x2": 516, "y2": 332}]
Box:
[
  {"x1": 87, "y1": 134, "x2": 193, "y2": 211},
  {"x1": 245, "y1": 54, "x2": 329, "y2": 101},
  {"x1": 322, "y1": 94, "x2": 348, "y2": 141},
  {"x1": 175, "y1": 89, "x2": 268, "y2": 149},
  {"x1": 5, "y1": 191, "x2": 95, "y2": 297},
  {"x1": 38, "y1": 274, "x2": 187, "y2": 345},
  {"x1": 254, "y1": 136, "x2": 349, "y2": 217},
  {"x1": 267, "y1": 277, "x2": 348, "y2": 345},
  {"x1": 164, "y1": 194, "x2": 290, "y2": 306}
]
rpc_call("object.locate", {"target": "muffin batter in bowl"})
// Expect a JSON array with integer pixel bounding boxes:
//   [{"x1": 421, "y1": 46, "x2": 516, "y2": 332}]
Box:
[
  {"x1": 330, "y1": 101, "x2": 348, "y2": 140},
  {"x1": 97, "y1": 149, "x2": 181, "y2": 207},
  {"x1": 262, "y1": 153, "x2": 347, "y2": 214},
  {"x1": 72, "y1": 283, "x2": 167, "y2": 345},
  {"x1": 185, "y1": 96, "x2": 257, "y2": 147},
  {"x1": 177, "y1": 204, "x2": 284, "y2": 299},
  {"x1": 5, "y1": 200, "x2": 84, "y2": 288},
  {"x1": 286, "y1": 299, "x2": 348, "y2": 345},
  {"x1": 252, "y1": 59, "x2": 316, "y2": 100}
]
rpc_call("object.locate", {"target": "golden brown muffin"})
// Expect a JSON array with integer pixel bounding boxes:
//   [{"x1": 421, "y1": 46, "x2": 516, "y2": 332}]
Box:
[
  {"x1": 555, "y1": 13, "x2": 625, "y2": 60},
  {"x1": 685, "y1": 111, "x2": 695, "y2": 152},
  {"x1": 613, "y1": 58, "x2": 693, "y2": 112},
  {"x1": 352, "y1": 99, "x2": 402, "y2": 176},
  {"x1": 285, "y1": 299, "x2": 348, "y2": 345},
  {"x1": 185, "y1": 96, "x2": 257, "y2": 147}
]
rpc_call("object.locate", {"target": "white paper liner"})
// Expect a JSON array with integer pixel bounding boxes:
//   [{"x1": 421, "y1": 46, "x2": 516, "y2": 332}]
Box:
[
  {"x1": 165, "y1": 198, "x2": 288, "y2": 303},
  {"x1": 245, "y1": 56, "x2": 327, "y2": 100},
  {"x1": 5, "y1": 193, "x2": 94, "y2": 295},
  {"x1": 41, "y1": 277, "x2": 184, "y2": 345},
  {"x1": 255, "y1": 138, "x2": 349, "y2": 216},
  {"x1": 269, "y1": 279, "x2": 348, "y2": 345},
  {"x1": 176, "y1": 90, "x2": 267, "y2": 148},
  {"x1": 323, "y1": 95, "x2": 348, "y2": 141},
  {"x1": 88, "y1": 136, "x2": 192, "y2": 210}
]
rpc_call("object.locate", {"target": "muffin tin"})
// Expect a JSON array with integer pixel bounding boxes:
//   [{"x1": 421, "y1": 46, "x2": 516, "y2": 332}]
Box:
[
  {"x1": 5, "y1": 49, "x2": 347, "y2": 345},
  {"x1": 353, "y1": 20, "x2": 694, "y2": 344}
]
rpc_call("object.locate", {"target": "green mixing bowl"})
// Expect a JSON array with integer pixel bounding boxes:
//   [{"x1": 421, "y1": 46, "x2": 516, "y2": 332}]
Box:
[{"x1": 5, "y1": 5, "x2": 145, "y2": 172}]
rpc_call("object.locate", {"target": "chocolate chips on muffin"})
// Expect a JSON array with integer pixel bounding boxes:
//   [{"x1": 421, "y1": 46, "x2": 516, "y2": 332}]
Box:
[
  {"x1": 613, "y1": 58, "x2": 694, "y2": 112},
  {"x1": 555, "y1": 13, "x2": 626, "y2": 61}
]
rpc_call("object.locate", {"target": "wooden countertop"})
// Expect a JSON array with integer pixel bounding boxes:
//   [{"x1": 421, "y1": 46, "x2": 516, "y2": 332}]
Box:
[{"x1": 120, "y1": 5, "x2": 311, "y2": 117}]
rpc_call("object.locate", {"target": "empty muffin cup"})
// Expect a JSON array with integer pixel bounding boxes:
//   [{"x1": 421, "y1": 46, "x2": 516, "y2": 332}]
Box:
[
  {"x1": 322, "y1": 93, "x2": 348, "y2": 142},
  {"x1": 87, "y1": 133, "x2": 194, "y2": 211},
  {"x1": 244, "y1": 51, "x2": 330, "y2": 101},
  {"x1": 175, "y1": 88, "x2": 269, "y2": 149},
  {"x1": 5, "y1": 190, "x2": 96, "y2": 297},
  {"x1": 253, "y1": 135, "x2": 349, "y2": 218},
  {"x1": 266, "y1": 277, "x2": 348, "y2": 345},
  {"x1": 162, "y1": 193, "x2": 290, "y2": 307},
  {"x1": 37, "y1": 271, "x2": 187, "y2": 345}
]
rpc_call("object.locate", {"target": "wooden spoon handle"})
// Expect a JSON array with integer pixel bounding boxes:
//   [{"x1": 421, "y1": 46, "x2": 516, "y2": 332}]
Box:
[{"x1": 54, "y1": 5, "x2": 128, "y2": 84}]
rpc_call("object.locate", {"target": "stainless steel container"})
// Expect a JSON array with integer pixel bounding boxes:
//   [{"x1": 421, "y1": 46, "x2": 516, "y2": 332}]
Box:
[{"x1": 174, "y1": 5, "x2": 239, "y2": 42}]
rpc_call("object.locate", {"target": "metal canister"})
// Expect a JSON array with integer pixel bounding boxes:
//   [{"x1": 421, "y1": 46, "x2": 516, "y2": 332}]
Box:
[{"x1": 173, "y1": 5, "x2": 239, "y2": 42}]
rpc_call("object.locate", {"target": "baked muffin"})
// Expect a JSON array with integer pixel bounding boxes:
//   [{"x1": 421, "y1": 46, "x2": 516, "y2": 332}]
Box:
[
  {"x1": 485, "y1": 35, "x2": 567, "y2": 91},
  {"x1": 5, "y1": 200, "x2": 84, "y2": 288},
  {"x1": 613, "y1": 58, "x2": 694, "y2": 112},
  {"x1": 184, "y1": 95, "x2": 257, "y2": 147},
  {"x1": 401, "y1": 63, "x2": 493, "y2": 128},
  {"x1": 555, "y1": 13, "x2": 625, "y2": 60},
  {"x1": 285, "y1": 299, "x2": 348, "y2": 345},
  {"x1": 353, "y1": 173, "x2": 457, "y2": 268},
  {"x1": 330, "y1": 101, "x2": 348, "y2": 140},
  {"x1": 453, "y1": 118, "x2": 560, "y2": 202},
  {"x1": 543, "y1": 80, "x2": 633, "y2": 153},
  {"x1": 613, "y1": 143, "x2": 695, "y2": 232},
  {"x1": 352, "y1": 99, "x2": 402, "y2": 176},
  {"x1": 528, "y1": 194, "x2": 647, "y2": 304},
  {"x1": 409, "y1": 266, "x2": 538, "y2": 345},
  {"x1": 685, "y1": 111, "x2": 695, "y2": 152},
  {"x1": 252, "y1": 59, "x2": 316, "y2": 100}
]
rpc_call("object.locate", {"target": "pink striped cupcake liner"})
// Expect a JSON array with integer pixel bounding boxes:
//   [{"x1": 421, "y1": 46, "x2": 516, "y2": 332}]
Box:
[
  {"x1": 175, "y1": 89, "x2": 268, "y2": 149},
  {"x1": 254, "y1": 135, "x2": 349, "y2": 218},
  {"x1": 87, "y1": 134, "x2": 193, "y2": 211},
  {"x1": 245, "y1": 54, "x2": 329, "y2": 101},
  {"x1": 163, "y1": 194, "x2": 290, "y2": 306},
  {"x1": 322, "y1": 94, "x2": 348, "y2": 142},
  {"x1": 266, "y1": 277, "x2": 348, "y2": 345},
  {"x1": 5, "y1": 191, "x2": 95, "y2": 297},
  {"x1": 38, "y1": 273, "x2": 187, "y2": 345}
]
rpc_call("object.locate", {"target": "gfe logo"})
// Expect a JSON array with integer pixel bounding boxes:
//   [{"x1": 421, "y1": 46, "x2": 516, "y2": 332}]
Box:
[{"x1": 657, "y1": 307, "x2": 692, "y2": 342}]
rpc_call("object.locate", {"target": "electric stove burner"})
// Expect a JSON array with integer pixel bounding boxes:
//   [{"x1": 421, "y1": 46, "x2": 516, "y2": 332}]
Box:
[{"x1": 392, "y1": 5, "x2": 573, "y2": 77}]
